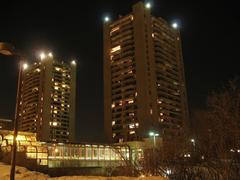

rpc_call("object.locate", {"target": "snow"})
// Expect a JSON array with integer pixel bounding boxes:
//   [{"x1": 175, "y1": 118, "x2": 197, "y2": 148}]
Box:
[{"x1": 0, "y1": 162, "x2": 166, "y2": 180}]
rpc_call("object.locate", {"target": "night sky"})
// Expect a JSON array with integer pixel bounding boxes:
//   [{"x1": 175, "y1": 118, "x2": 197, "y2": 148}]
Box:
[{"x1": 0, "y1": 0, "x2": 239, "y2": 142}]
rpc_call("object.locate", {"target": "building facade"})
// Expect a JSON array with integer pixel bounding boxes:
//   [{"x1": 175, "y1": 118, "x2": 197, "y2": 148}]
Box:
[
  {"x1": 17, "y1": 54, "x2": 76, "y2": 143},
  {"x1": 104, "y1": 2, "x2": 189, "y2": 143}
]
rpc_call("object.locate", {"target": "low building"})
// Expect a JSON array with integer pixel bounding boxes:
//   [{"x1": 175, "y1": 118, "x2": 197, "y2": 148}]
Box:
[{"x1": 0, "y1": 130, "x2": 131, "y2": 175}]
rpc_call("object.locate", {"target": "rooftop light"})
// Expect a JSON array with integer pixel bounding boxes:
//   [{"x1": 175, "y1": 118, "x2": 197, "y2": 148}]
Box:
[
  {"x1": 145, "y1": 2, "x2": 151, "y2": 9},
  {"x1": 40, "y1": 52, "x2": 46, "y2": 60},
  {"x1": 172, "y1": 22, "x2": 178, "y2": 29},
  {"x1": 104, "y1": 16, "x2": 110, "y2": 22}
]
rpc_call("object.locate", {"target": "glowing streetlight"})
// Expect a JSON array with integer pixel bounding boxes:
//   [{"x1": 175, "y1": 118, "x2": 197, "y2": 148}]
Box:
[
  {"x1": 145, "y1": 2, "x2": 151, "y2": 9},
  {"x1": 149, "y1": 131, "x2": 159, "y2": 147},
  {"x1": 104, "y1": 16, "x2": 110, "y2": 22}
]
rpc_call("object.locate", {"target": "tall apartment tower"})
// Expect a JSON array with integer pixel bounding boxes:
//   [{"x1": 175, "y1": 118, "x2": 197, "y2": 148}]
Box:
[
  {"x1": 17, "y1": 54, "x2": 77, "y2": 143},
  {"x1": 104, "y1": 2, "x2": 189, "y2": 143}
]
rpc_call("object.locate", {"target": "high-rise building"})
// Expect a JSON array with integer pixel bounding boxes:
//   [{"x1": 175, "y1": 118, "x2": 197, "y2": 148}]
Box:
[
  {"x1": 17, "y1": 54, "x2": 77, "y2": 143},
  {"x1": 103, "y1": 2, "x2": 189, "y2": 143}
]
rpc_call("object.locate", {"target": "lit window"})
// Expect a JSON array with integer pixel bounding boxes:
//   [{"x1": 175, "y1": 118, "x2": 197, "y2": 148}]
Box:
[
  {"x1": 152, "y1": 33, "x2": 155, "y2": 38},
  {"x1": 55, "y1": 67, "x2": 61, "y2": 71},
  {"x1": 150, "y1": 109, "x2": 153, "y2": 114},
  {"x1": 129, "y1": 112, "x2": 134, "y2": 116},
  {"x1": 110, "y1": 26, "x2": 120, "y2": 34},
  {"x1": 119, "y1": 101, "x2": 123, "y2": 106},
  {"x1": 113, "y1": 133, "x2": 116, "y2": 138},
  {"x1": 54, "y1": 86, "x2": 59, "y2": 90},
  {"x1": 157, "y1": 100, "x2": 162, "y2": 104},
  {"x1": 129, "y1": 124, "x2": 134, "y2": 129},
  {"x1": 135, "y1": 123, "x2": 139, "y2": 127},
  {"x1": 135, "y1": 92, "x2": 138, "y2": 97},
  {"x1": 129, "y1": 131, "x2": 135, "y2": 135},
  {"x1": 53, "y1": 110, "x2": 58, "y2": 114},
  {"x1": 128, "y1": 99, "x2": 134, "y2": 104},
  {"x1": 34, "y1": 68, "x2": 41, "y2": 73},
  {"x1": 130, "y1": 15, "x2": 134, "y2": 21},
  {"x1": 53, "y1": 122, "x2": 57, "y2": 126},
  {"x1": 111, "y1": 45, "x2": 121, "y2": 53},
  {"x1": 160, "y1": 113, "x2": 163, "y2": 116},
  {"x1": 112, "y1": 121, "x2": 115, "y2": 126},
  {"x1": 111, "y1": 103, "x2": 115, "y2": 108},
  {"x1": 160, "y1": 119, "x2": 164, "y2": 122}
]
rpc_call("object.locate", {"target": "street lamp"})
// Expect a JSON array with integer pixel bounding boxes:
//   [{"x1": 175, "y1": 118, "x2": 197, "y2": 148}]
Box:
[
  {"x1": 0, "y1": 42, "x2": 26, "y2": 180},
  {"x1": 149, "y1": 131, "x2": 159, "y2": 147},
  {"x1": 190, "y1": 138, "x2": 196, "y2": 147}
]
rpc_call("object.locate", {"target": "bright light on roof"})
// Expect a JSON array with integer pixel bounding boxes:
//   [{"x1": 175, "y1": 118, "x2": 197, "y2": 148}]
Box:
[
  {"x1": 71, "y1": 60, "x2": 76, "y2": 65},
  {"x1": 48, "y1": 52, "x2": 53, "y2": 58},
  {"x1": 145, "y1": 2, "x2": 151, "y2": 9},
  {"x1": 104, "y1": 16, "x2": 110, "y2": 22},
  {"x1": 40, "y1": 52, "x2": 46, "y2": 60},
  {"x1": 23, "y1": 63, "x2": 28, "y2": 70},
  {"x1": 172, "y1": 22, "x2": 178, "y2": 29}
]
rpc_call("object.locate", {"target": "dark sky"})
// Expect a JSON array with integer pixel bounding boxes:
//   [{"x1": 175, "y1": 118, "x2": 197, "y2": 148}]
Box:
[{"x1": 0, "y1": 0, "x2": 239, "y2": 142}]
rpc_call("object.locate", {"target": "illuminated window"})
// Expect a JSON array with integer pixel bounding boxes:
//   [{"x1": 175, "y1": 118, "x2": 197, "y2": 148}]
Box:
[
  {"x1": 110, "y1": 26, "x2": 120, "y2": 34},
  {"x1": 129, "y1": 124, "x2": 134, "y2": 129},
  {"x1": 129, "y1": 131, "x2": 135, "y2": 135},
  {"x1": 130, "y1": 15, "x2": 134, "y2": 20},
  {"x1": 119, "y1": 101, "x2": 123, "y2": 106},
  {"x1": 112, "y1": 121, "x2": 115, "y2": 126},
  {"x1": 128, "y1": 99, "x2": 134, "y2": 104},
  {"x1": 157, "y1": 100, "x2": 162, "y2": 104},
  {"x1": 152, "y1": 33, "x2": 155, "y2": 38},
  {"x1": 111, "y1": 45, "x2": 121, "y2": 53},
  {"x1": 160, "y1": 113, "x2": 163, "y2": 116},
  {"x1": 53, "y1": 110, "x2": 58, "y2": 114},
  {"x1": 55, "y1": 67, "x2": 61, "y2": 71},
  {"x1": 53, "y1": 122, "x2": 57, "y2": 126},
  {"x1": 135, "y1": 123, "x2": 139, "y2": 127},
  {"x1": 34, "y1": 68, "x2": 41, "y2": 73},
  {"x1": 111, "y1": 103, "x2": 116, "y2": 108},
  {"x1": 150, "y1": 109, "x2": 153, "y2": 114},
  {"x1": 129, "y1": 112, "x2": 134, "y2": 116},
  {"x1": 54, "y1": 86, "x2": 59, "y2": 90}
]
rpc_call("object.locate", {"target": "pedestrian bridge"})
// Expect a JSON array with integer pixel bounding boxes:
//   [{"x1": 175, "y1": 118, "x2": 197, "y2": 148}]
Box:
[{"x1": 0, "y1": 130, "x2": 130, "y2": 168}]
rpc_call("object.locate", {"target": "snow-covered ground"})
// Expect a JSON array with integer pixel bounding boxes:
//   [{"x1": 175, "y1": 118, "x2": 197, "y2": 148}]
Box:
[{"x1": 0, "y1": 162, "x2": 166, "y2": 180}]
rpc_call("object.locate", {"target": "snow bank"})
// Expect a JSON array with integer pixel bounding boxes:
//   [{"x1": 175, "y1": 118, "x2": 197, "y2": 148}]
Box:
[
  {"x1": 0, "y1": 162, "x2": 48, "y2": 180},
  {"x1": 0, "y1": 162, "x2": 166, "y2": 180}
]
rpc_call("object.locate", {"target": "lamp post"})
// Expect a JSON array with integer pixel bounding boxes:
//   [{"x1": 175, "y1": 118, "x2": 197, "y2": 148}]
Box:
[
  {"x1": 149, "y1": 131, "x2": 159, "y2": 147},
  {"x1": 149, "y1": 131, "x2": 159, "y2": 175},
  {"x1": 0, "y1": 42, "x2": 25, "y2": 180}
]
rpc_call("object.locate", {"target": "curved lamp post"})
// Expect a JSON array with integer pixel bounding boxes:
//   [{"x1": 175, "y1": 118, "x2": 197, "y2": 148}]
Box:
[{"x1": 0, "y1": 42, "x2": 25, "y2": 180}]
